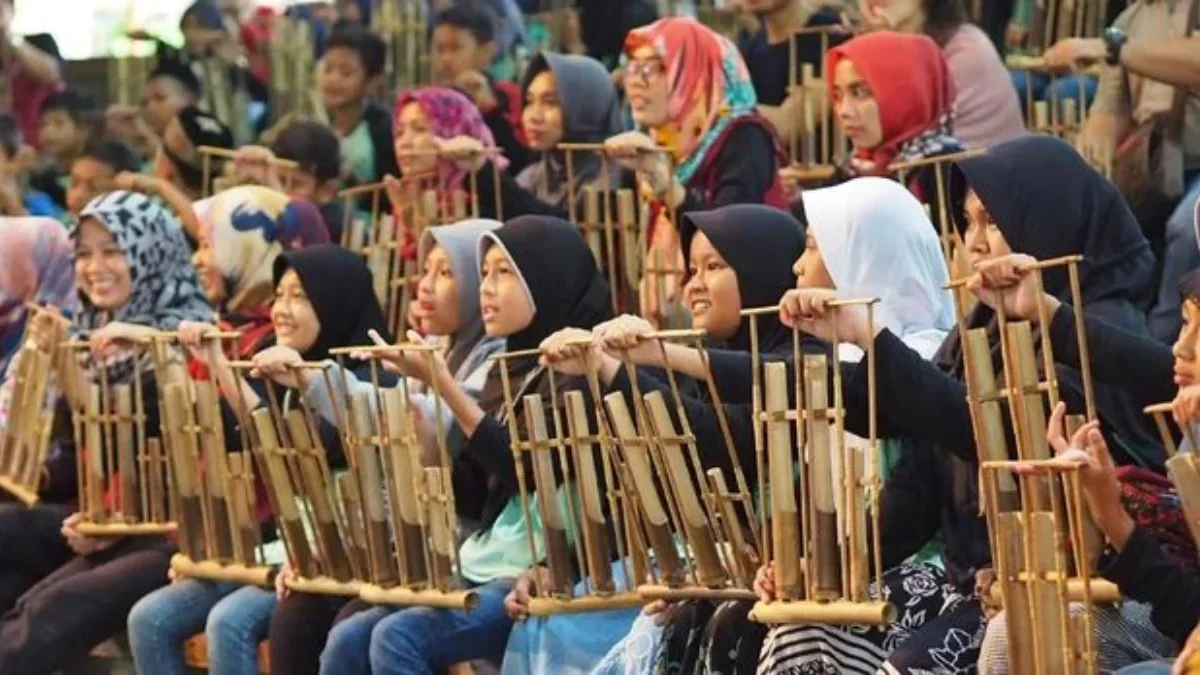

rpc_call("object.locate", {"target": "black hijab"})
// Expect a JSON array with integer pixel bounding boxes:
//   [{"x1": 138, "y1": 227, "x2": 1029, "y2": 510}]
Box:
[
  {"x1": 272, "y1": 245, "x2": 394, "y2": 363},
  {"x1": 938, "y1": 136, "x2": 1161, "y2": 469},
  {"x1": 681, "y1": 205, "x2": 806, "y2": 353},
  {"x1": 481, "y1": 215, "x2": 613, "y2": 353}
]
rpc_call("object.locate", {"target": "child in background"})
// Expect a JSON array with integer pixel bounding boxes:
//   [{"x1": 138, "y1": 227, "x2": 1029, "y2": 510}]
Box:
[
  {"x1": 319, "y1": 24, "x2": 398, "y2": 186},
  {"x1": 271, "y1": 120, "x2": 351, "y2": 240},
  {"x1": 431, "y1": 4, "x2": 530, "y2": 173},
  {"x1": 0, "y1": 115, "x2": 60, "y2": 218},
  {"x1": 65, "y1": 138, "x2": 143, "y2": 217},
  {"x1": 30, "y1": 89, "x2": 91, "y2": 209},
  {"x1": 150, "y1": 104, "x2": 235, "y2": 203}
]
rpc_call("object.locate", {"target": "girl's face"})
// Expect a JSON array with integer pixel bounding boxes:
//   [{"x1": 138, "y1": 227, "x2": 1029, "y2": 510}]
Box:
[
  {"x1": 833, "y1": 59, "x2": 883, "y2": 151},
  {"x1": 192, "y1": 236, "x2": 227, "y2": 305},
  {"x1": 479, "y1": 245, "x2": 533, "y2": 338},
  {"x1": 625, "y1": 45, "x2": 670, "y2": 129},
  {"x1": 271, "y1": 269, "x2": 321, "y2": 354},
  {"x1": 416, "y1": 244, "x2": 461, "y2": 336},
  {"x1": 522, "y1": 71, "x2": 565, "y2": 152},
  {"x1": 683, "y1": 232, "x2": 742, "y2": 342},
  {"x1": 1174, "y1": 300, "x2": 1200, "y2": 386},
  {"x1": 794, "y1": 234, "x2": 836, "y2": 289},
  {"x1": 394, "y1": 102, "x2": 440, "y2": 179},
  {"x1": 962, "y1": 189, "x2": 1012, "y2": 270},
  {"x1": 74, "y1": 218, "x2": 134, "y2": 311}
]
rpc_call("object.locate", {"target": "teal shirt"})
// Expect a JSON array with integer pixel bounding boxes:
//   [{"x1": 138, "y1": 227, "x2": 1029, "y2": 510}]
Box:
[{"x1": 341, "y1": 119, "x2": 377, "y2": 186}]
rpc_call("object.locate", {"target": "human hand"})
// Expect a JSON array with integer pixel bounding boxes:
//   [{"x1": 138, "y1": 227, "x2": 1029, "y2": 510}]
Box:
[
  {"x1": 177, "y1": 320, "x2": 226, "y2": 366},
  {"x1": 251, "y1": 345, "x2": 308, "y2": 389},
  {"x1": 1174, "y1": 622, "x2": 1200, "y2": 674},
  {"x1": 113, "y1": 171, "x2": 157, "y2": 195},
  {"x1": 503, "y1": 567, "x2": 550, "y2": 621},
  {"x1": 753, "y1": 564, "x2": 776, "y2": 603},
  {"x1": 778, "y1": 288, "x2": 874, "y2": 347},
  {"x1": 61, "y1": 512, "x2": 116, "y2": 556},
  {"x1": 354, "y1": 329, "x2": 449, "y2": 384},
  {"x1": 592, "y1": 315, "x2": 663, "y2": 368},
  {"x1": 604, "y1": 131, "x2": 666, "y2": 177},
  {"x1": 25, "y1": 304, "x2": 66, "y2": 351},
  {"x1": 1172, "y1": 384, "x2": 1200, "y2": 427},
  {"x1": 233, "y1": 145, "x2": 283, "y2": 190},
  {"x1": 274, "y1": 561, "x2": 294, "y2": 599},
  {"x1": 89, "y1": 322, "x2": 155, "y2": 358},
  {"x1": 1042, "y1": 38, "x2": 1105, "y2": 70},
  {"x1": 436, "y1": 135, "x2": 487, "y2": 173},
  {"x1": 967, "y1": 254, "x2": 1059, "y2": 322},
  {"x1": 1079, "y1": 112, "x2": 1122, "y2": 167},
  {"x1": 1044, "y1": 402, "x2": 1131, "y2": 545}
]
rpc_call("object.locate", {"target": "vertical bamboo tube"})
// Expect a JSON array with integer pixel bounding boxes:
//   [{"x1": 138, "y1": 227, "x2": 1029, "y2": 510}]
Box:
[
  {"x1": 284, "y1": 410, "x2": 353, "y2": 581},
  {"x1": 764, "y1": 362, "x2": 801, "y2": 600},
  {"x1": 381, "y1": 387, "x2": 429, "y2": 586},
  {"x1": 196, "y1": 383, "x2": 234, "y2": 558},
  {"x1": 804, "y1": 355, "x2": 842, "y2": 600},
  {"x1": 351, "y1": 390, "x2": 396, "y2": 586},
  {"x1": 523, "y1": 395, "x2": 575, "y2": 597},
  {"x1": 164, "y1": 384, "x2": 206, "y2": 559},
  {"x1": 563, "y1": 390, "x2": 615, "y2": 594},
  {"x1": 250, "y1": 409, "x2": 316, "y2": 577}
]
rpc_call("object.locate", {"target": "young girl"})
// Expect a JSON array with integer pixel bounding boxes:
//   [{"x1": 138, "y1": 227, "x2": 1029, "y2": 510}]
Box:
[
  {"x1": 319, "y1": 215, "x2": 612, "y2": 675},
  {"x1": 456, "y1": 51, "x2": 626, "y2": 221},
  {"x1": 825, "y1": 31, "x2": 966, "y2": 233},
  {"x1": 0, "y1": 190, "x2": 213, "y2": 673},
  {"x1": 124, "y1": 185, "x2": 330, "y2": 675},
  {"x1": 607, "y1": 16, "x2": 787, "y2": 321}
]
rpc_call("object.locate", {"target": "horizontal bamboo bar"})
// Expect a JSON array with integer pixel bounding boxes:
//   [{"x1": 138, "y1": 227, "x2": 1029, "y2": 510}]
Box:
[
  {"x1": 170, "y1": 554, "x2": 274, "y2": 587},
  {"x1": 888, "y1": 149, "x2": 982, "y2": 173},
  {"x1": 986, "y1": 578, "x2": 1120, "y2": 605},
  {"x1": 945, "y1": 255, "x2": 1085, "y2": 289},
  {"x1": 0, "y1": 476, "x2": 39, "y2": 507},
  {"x1": 396, "y1": 148, "x2": 506, "y2": 158},
  {"x1": 981, "y1": 458, "x2": 1087, "y2": 473},
  {"x1": 328, "y1": 342, "x2": 438, "y2": 356},
  {"x1": 740, "y1": 297, "x2": 881, "y2": 317},
  {"x1": 76, "y1": 521, "x2": 178, "y2": 537},
  {"x1": 139, "y1": 331, "x2": 241, "y2": 342},
  {"x1": 750, "y1": 600, "x2": 897, "y2": 625},
  {"x1": 637, "y1": 584, "x2": 758, "y2": 602},
  {"x1": 227, "y1": 361, "x2": 330, "y2": 370},
  {"x1": 781, "y1": 165, "x2": 838, "y2": 182},
  {"x1": 557, "y1": 142, "x2": 674, "y2": 155},
  {"x1": 490, "y1": 348, "x2": 545, "y2": 361},
  {"x1": 1004, "y1": 54, "x2": 1102, "y2": 76},
  {"x1": 285, "y1": 575, "x2": 363, "y2": 597},
  {"x1": 525, "y1": 591, "x2": 646, "y2": 617},
  {"x1": 197, "y1": 146, "x2": 299, "y2": 170},
  {"x1": 358, "y1": 584, "x2": 480, "y2": 610},
  {"x1": 1144, "y1": 402, "x2": 1174, "y2": 415}
]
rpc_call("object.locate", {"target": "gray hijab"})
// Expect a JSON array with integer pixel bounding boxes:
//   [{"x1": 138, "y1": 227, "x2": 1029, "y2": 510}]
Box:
[
  {"x1": 417, "y1": 218, "x2": 502, "y2": 376},
  {"x1": 516, "y1": 52, "x2": 625, "y2": 213}
]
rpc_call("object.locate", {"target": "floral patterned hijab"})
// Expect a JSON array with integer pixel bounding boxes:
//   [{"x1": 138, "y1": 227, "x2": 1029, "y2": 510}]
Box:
[
  {"x1": 624, "y1": 17, "x2": 758, "y2": 185},
  {"x1": 393, "y1": 86, "x2": 509, "y2": 192}
]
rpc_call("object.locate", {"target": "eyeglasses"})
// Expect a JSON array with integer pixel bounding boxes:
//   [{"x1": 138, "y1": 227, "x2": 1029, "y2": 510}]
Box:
[{"x1": 624, "y1": 59, "x2": 666, "y2": 85}]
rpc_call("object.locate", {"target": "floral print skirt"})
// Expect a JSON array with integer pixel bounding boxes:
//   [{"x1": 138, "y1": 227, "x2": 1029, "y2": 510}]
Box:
[{"x1": 757, "y1": 562, "x2": 986, "y2": 675}]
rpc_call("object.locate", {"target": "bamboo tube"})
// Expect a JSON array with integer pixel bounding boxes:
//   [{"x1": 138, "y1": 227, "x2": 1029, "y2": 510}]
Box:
[
  {"x1": 523, "y1": 395, "x2": 574, "y2": 597},
  {"x1": 381, "y1": 387, "x2": 429, "y2": 586},
  {"x1": 164, "y1": 384, "x2": 207, "y2": 559},
  {"x1": 285, "y1": 576, "x2": 363, "y2": 597},
  {"x1": 170, "y1": 554, "x2": 273, "y2": 587},
  {"x1": 358, "y1": 584, "x2": 480, "y2": 610},
  {"x1": 563, "y1": 390, "x2": 615, "y2": 594},
  {"x1": 526, "y1": 592, "x2": 646, "y2": 617},
  {"x1": 195, "y1": 382, "x2": 233, "y2": 559},
  {"x1": 250, "y1": 408, "x2": 316, "y2": 577},
  {"x1": 424, "y1": 467, "x2": 456, "y2": 590},
  {"x1": 284, "y1": 410, "x2": 353, "y2": 582},
  {"x1": 764, "y1": 362, "x2": 801, "y2": 600},
  {"x1": 637, "y1": 585, "x2": 758, "y2": 602},
  {"x1": 750, "y1": 600, "x2": 896, "y2": 625},
  {"x1": 805, "y1": 355, "x2": 842, "y2": 600}
]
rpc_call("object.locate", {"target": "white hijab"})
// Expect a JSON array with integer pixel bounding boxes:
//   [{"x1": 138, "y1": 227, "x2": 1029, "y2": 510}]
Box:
[{"x1": 803, "y1": 177, "x2": 955, "y2": 362}]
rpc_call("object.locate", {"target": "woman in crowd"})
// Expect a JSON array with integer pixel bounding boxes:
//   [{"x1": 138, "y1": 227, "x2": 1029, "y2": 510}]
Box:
[
  {"x1": 124, "y1": 185, "x2": 330, "y2": 675},
  {"x1": 0, "y1": 190, "x2": 212, "y2": 674}
]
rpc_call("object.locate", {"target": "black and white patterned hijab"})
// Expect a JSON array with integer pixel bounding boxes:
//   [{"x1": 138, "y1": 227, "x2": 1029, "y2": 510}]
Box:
[{"x1": 71, "y1": 191, "x2": 214, "y2": 381}]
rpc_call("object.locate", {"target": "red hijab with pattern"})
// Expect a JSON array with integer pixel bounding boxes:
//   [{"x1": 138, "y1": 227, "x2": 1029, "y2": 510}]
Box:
[{"x1": 393, "y1": 86, "x2": 508, "y2": 191}]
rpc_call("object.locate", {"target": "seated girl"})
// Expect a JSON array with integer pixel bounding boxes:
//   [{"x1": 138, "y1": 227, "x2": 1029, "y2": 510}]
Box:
[
  {"x1": 317, "y1": 215, "x2": 613, "y2": 675},
  {"x1": 0, "y1": 190, "x2": 213, "y2": 673},
  {"x1": 124, "y1": 185, "x2": 330, "y2": 675}
]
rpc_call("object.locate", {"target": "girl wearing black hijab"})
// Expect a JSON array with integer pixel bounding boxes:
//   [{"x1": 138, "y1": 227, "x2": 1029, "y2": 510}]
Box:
[
  {"x1": 316, "y1": 215, "x2": 614, "y2": 674},
  {"x1": 535, "y1": 203, "x2": 806, "y2": 675}
]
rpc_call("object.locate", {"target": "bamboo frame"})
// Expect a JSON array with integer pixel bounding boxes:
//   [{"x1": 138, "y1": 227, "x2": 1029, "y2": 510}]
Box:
[
  {"x1": 1004, "y1": 0, "x2": 1106, "y2": 60},
  {"x1": 490, "y1": 348, "x2": 645, "y2": 617},
  {"x1": 199, "y1": 146, "x2": 298, "y2": 198},
  {"x1": 62, "y1": 335, "x2": 184, "y2": 537},
  {"x1": 162, "y1": 333, "x2": 273, "y2": 588},
  {"x1": 783, "y1": 25, "x2": 856, "y2": 180},
  {"x1": 195, "y1": 58, "x2": 253, "y2": 147},
  {"x1": 951, "y1": 255, "x2": 1109, "y2": 674},
  {"x1": 554, "y1": 143, "x2": 648, "y2": 316},
  {"x1": 338, "y1": 159, "x2": 504, "y2": 338},
  {"x1": 742, "y1": 299, "x2": 894, "y2": 625},
  {"x1": 229, "y1": 360, "x2": 362, "y2": 596},
  {"x1": 0, "y1": 304, "x2": 70, "y2": 506},
  {"x1": 1143, "y1": 402, "x2": 1200, "y2": 561},
  {"x1": 107, "y1": 44, "x2": 153, "y2": 109},
  {"x1": 320, "y1": 343, "x2": 480, "y2": 609},
  {"x1": 589, "y1": 329, "x2": 761, "y2": 602},
  {"x1": 268, "y1": 16, "x2": 324, "y2": 127},
  {"x1": 372, "y1": 0, "x2": 433, "y2": 91}
]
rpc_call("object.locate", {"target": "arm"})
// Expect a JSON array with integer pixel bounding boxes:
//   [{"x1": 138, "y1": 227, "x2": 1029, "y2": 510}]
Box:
[
  {"x1": 5, "y1": 40, "x2": 60, "y2": 85},
  {"x1": 1119, "y1": 37, "x2": 1200, "y2": 89},
  {"x1": 1098, "y1": 523, "x2": 1200, "y2": 644},
  {"x1": 1047, "y1": 302, "x2": 1175, "y2": 409}
]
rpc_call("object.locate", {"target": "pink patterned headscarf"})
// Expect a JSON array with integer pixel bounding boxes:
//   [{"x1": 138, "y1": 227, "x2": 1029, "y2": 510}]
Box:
[{"x1": 393, "y1": 86, "x2": 509, "y2": 191}]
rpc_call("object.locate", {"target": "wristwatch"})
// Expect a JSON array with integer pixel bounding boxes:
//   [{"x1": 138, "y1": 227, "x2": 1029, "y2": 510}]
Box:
[{"x1": 1102, "y1": 27, "x2": 1128, "y2": 66}]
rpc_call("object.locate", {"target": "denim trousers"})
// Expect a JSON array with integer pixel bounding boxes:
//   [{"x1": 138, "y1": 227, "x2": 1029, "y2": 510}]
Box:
[
  {"x1": 319, "y1": 578, "x2": 515, "y2": 675},
  {"x1": 1009, "y1": 70, "x2": 1098, "y2": 119},
  {"x1": 1114, "y1": 661, "x2": 1175, "y2": 675},
  {"x1": 128, "y1": 578, "x2": 276, "y2": 675}
]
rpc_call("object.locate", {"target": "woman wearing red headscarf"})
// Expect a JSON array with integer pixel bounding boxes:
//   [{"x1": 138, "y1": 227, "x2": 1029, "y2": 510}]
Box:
[{"x1": 826, "y1": 31, "x2": 968, "y2": 236}]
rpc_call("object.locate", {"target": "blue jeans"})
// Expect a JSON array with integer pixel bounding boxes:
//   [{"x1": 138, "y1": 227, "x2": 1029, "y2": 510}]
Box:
[
  {"x1": 1115, "y1": 661, "x2": 1174, "y2": 675},
  {"x1": 129, "y1": 579, "x2": 275, "y2": 675},
  {"x1": 1010, "y1": 70, "x2": 1098, "y2": 119},
  {"x1": 320, "y1": 579, "x2": 515, "y2": 675},
  {"x1": 1150, "y1": 171, "x2": 1200, "y2": 342}
]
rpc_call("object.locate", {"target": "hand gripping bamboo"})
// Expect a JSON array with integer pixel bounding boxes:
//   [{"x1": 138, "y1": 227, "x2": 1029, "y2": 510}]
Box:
[
  {"x1": 1143, "y1": 402, "x2": 1200, "y2": 564},
  {"x1": 742, "y1": 300, "x2": 894, "y2": 625}
]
